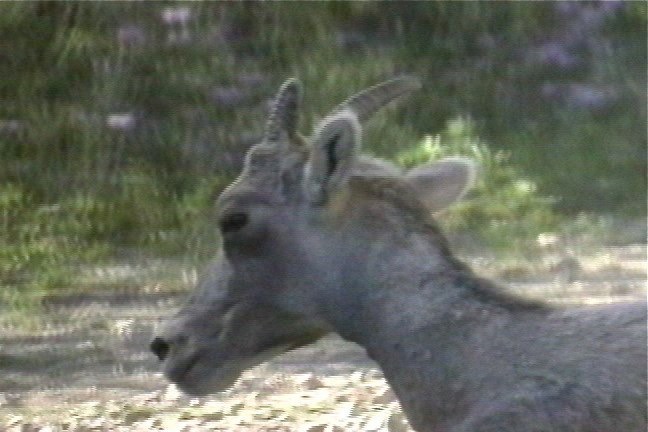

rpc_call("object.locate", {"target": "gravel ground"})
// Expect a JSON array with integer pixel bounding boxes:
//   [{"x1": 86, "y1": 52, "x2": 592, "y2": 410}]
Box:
[{"x1": 0, "y1": 244, "x2": 645, "y2": 431}]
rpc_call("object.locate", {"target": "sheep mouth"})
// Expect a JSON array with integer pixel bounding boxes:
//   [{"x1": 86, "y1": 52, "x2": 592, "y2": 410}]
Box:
[
  {"x1": 166, "y1": 343, "x2": 294, "y2": 396},
  {"x1": 164, "y1": 329, "x2": 327, "y2": 396}
]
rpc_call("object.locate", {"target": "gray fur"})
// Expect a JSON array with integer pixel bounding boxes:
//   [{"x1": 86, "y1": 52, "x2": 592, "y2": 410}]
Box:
[{"x1": 152, "y1": 78, "x2": 647, "y2": 432}]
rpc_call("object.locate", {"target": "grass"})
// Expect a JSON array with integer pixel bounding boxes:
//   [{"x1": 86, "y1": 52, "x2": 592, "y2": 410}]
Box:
[
  {"x1": 398, "y1": 117, "x2": 559, "y2": 251},
  {"x1": 0, "y1": 2, "x2": 645, "y2": 305}
]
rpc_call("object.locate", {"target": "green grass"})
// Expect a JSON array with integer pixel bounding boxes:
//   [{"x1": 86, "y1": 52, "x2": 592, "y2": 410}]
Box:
[
  {"x1": 0, "y1": 2, "x2": 645, "y2": 302},
  {"x1": 398, "y1": 118, "x2": 559, "y2": 250}
]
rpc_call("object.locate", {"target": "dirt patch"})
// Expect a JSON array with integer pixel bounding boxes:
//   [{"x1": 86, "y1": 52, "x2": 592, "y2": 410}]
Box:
[{"x1": 0, "y1": 245, "x2": 645, "y2": 431}]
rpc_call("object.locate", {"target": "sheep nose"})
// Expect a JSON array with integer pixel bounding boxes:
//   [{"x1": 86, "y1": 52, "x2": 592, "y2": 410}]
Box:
[{"x1": 150, "y1": 337, "x2": 170, "y2": 361}]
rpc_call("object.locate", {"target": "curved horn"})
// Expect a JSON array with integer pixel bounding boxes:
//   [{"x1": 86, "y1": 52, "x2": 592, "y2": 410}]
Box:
[
  {"x1": 332, "y1": 76, "x2": 422, "y2": 122},
  {"x1": 264, "y1": 77, "x2": 301, "y2": 142}
]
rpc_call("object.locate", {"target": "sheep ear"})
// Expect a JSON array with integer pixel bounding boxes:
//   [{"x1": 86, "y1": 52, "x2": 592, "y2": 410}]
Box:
[
  {"x1": 304, "y1": 110, "x2": 361, "y2": 204},
  {"x1": 406, "y1": 157, "x2": 478, "y2": 213}
]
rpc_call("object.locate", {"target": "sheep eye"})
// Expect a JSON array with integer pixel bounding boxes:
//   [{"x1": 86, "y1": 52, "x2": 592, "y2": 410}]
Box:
[{"x1": 220, "y1": 212, "x2": 248, "y2": 234}]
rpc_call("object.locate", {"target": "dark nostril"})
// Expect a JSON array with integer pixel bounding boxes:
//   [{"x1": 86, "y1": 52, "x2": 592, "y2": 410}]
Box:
[{"x1": 150, "y1": 337, "x2": 170, "y2": 361}]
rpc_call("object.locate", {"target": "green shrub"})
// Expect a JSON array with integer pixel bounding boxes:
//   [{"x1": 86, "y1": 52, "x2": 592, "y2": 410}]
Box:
[{"x1": 398, "y1": 118, "x2": 560, "y2": 249}]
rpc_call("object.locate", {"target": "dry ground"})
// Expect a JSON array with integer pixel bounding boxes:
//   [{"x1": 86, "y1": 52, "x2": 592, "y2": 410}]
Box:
[{"x1": 0, "y1": 243, "x2": 645, "y2": 431}]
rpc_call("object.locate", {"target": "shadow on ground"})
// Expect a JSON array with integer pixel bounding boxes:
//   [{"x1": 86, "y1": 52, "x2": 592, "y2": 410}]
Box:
[{"x1": 0, "y1": 244, "x2": 645, "y2": 430}]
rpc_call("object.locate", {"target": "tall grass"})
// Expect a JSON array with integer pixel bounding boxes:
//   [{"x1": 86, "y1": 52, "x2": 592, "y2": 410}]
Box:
[{"x1": 0, "y1": 2, "x2": 644, "y2": 300}]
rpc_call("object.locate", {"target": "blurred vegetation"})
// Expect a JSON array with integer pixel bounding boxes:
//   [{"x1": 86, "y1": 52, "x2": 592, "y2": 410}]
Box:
[
  {"x1": 399, "y1": 118, "x2": 559, "y2": 251},
  {"x1": 0, "y1": 2, "x2": 645, "y2": 297}
]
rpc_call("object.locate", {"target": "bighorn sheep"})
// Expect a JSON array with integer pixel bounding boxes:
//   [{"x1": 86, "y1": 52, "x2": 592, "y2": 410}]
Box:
[{"x1": 152, "y1": 77, "x2": 647, "y2": 431}]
